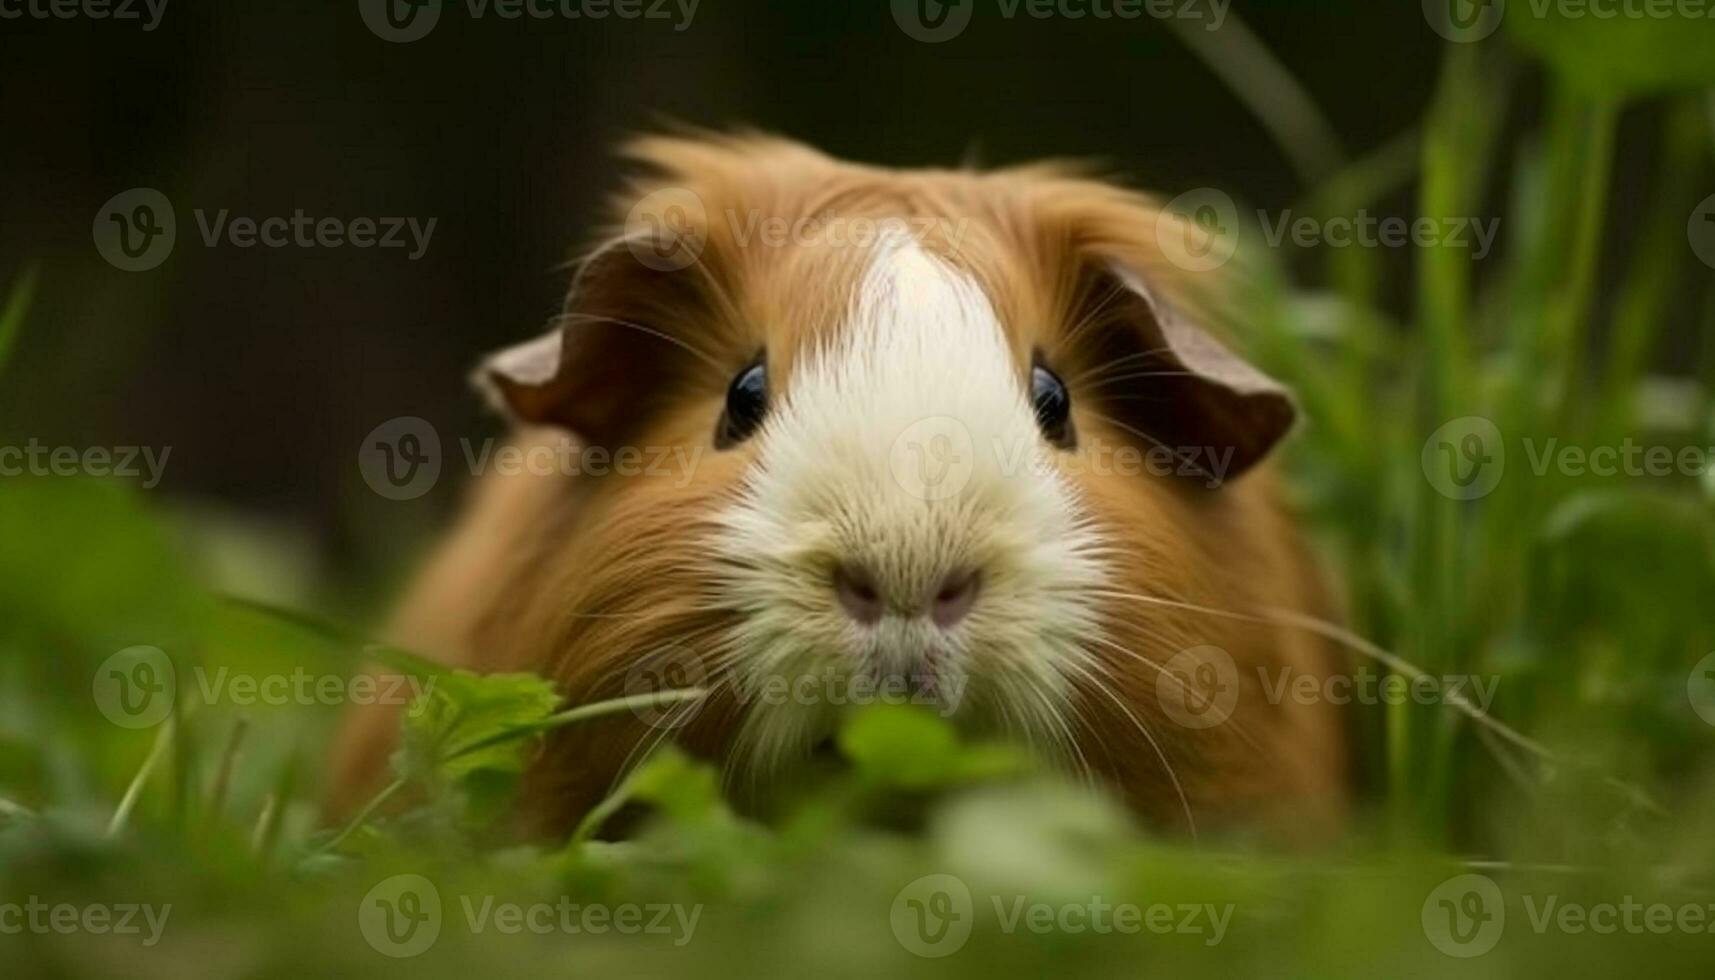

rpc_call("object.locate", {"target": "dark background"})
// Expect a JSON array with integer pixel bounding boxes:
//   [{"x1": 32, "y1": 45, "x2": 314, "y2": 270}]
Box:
[{"x1": 0, "y1": 0, "x2": 1674, "y2": 575}]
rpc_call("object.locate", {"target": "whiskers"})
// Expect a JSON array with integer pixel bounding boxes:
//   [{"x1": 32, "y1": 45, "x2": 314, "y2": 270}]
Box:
[{"x1": 1087, "y1": 586, "x2": 1662, "y2": 816}]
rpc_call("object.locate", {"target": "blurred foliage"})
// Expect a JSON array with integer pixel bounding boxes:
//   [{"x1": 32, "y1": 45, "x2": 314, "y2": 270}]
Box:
[
  {"x1": 4, "y1": 14, "x2": 1715, "y2": 980},
  {"x1": 1506, "y1": 6, "x2": 1715, "y2": 98}
]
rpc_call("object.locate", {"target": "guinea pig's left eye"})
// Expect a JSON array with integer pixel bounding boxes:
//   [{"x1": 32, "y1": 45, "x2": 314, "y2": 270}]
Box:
[
  {"x1": 716, "y1": 359, "x2": 769, "y2": 448},
  {"x1": 1031, "y1": 363, "x2": 1075, "y2": 448}
]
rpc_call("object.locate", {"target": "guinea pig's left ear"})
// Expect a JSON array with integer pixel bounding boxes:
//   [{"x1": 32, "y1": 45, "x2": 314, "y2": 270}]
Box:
[
  {"x1": 474, "y1": 232, "x2": 702, "y2": 446},
  {"x1": 1094, "y1": 264, "x2": 1297, "y2": 484}
]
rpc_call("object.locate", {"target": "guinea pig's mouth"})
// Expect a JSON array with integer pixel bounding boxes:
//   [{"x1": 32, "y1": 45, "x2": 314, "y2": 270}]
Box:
[
  {"x1": 855, "y1": 658, "x2": 967, "y2": 715},
  {"x1": 808, "y1": 735, "x2": 841, "y2": 763}
]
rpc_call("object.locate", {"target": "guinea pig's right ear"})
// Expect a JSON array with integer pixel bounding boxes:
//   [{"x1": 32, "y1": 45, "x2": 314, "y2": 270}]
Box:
[
  {"x1": 1079, "y1": 261, "x2": 1298, "y2": 484},
  {"x1": 475, "y1": 233, "x2": 703, "y2": 445}
]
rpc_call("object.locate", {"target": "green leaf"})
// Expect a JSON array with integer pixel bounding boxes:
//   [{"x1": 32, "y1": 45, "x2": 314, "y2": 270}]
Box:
[
  {"x1": 625, "y1": 746, "x2": 725, "y2": 824},
  {"x1": 836, "y1": 704, "x2": 1025, "y2": 790},
  {"x1": 401, "y1": 670, "x2": 561, "y2": 783},
  {"x1": 1507, "y1": 9, "x2": 1715, "y2": 99},
  {"x1": 838, "y1": 704, "x2": 961, "y2": 789}
]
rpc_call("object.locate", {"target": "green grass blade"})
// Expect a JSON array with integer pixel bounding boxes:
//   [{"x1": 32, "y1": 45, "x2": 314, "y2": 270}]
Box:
[{"x1": 0, "y1": 265, "x2": 38, "y2": 377}]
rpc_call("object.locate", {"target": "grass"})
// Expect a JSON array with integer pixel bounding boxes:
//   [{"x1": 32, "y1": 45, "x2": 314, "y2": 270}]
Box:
[{"x1": 2, "y1": 15, "x2": 1715, "y2": 979}]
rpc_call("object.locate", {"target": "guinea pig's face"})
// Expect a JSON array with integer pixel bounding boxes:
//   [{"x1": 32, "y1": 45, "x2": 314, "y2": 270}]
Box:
[{"x1": 480, "y1": 137, "x2": 1301, "y2": 817}]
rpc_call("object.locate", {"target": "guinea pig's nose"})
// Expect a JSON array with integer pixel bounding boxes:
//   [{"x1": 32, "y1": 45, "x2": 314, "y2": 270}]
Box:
[
  {"x1": 930, "y1": 569, "x2": 981, "y2": 629},
  {"x1": 833, "y1": 563, "x2": 885, "y2": 625}
]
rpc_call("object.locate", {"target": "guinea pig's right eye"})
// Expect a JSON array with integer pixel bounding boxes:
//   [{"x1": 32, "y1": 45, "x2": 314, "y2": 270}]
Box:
[
  {"x1": 715, "y1": 360, "x2": 770, "y2": 448},
  {"x1": 1031, "y1": 362, "x2": 1075, "y2": 449}
]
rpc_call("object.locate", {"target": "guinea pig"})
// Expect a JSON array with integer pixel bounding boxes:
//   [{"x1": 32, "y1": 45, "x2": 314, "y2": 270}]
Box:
[{"x1": 329, "y1": 133, "x2": 1350, "y2": 840}]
